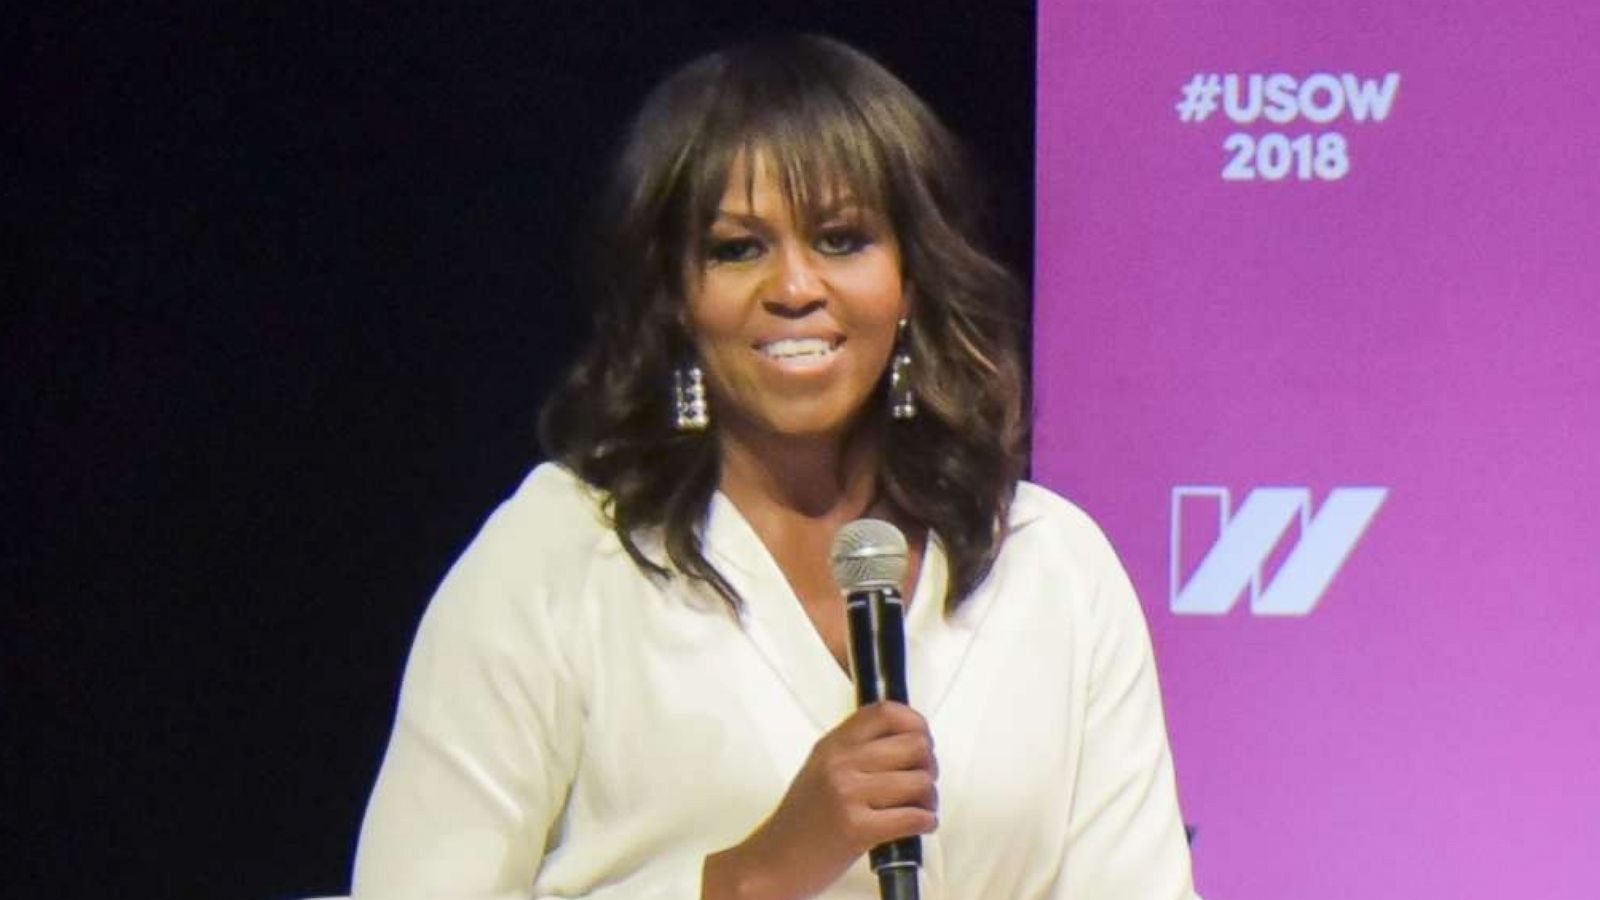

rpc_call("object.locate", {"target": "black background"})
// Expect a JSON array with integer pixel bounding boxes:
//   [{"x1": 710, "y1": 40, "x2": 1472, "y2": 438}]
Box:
[{"x1": 9, "y1": 3, "x2": 1035, "y2": 897}]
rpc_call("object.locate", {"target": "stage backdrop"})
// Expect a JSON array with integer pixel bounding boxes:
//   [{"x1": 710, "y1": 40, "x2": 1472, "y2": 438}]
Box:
[{"x1": 1032, "y1": 0, "x2": 1600, "y2": 896}]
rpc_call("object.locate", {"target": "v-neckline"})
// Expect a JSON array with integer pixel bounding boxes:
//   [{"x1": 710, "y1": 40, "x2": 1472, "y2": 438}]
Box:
[{"x1": 702, "y1": 490, "x2": 974, "y2": 734}]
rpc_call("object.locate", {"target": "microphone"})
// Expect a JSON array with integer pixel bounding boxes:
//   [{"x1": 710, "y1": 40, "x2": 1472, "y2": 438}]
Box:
[{"x1": 829, "y1": 519, "x2": 921, "y2": 900}]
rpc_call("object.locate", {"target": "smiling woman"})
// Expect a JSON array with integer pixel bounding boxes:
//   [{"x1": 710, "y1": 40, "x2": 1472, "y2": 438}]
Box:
[
  {"x1": 539, "y1": 35, "x2": 1029, "y2": 614},
  {"x1": 689, "y1": 152, "x2": 907, "y2": 454},
  {"x1": 351, "y1": 33, "x2": 1199, "y2": 900}
]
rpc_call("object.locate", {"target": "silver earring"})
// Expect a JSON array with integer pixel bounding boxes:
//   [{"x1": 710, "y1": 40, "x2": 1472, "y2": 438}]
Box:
[
  {"x1": 889, "y1": 319, "x2": 916, "y2": 420},
  {"x1": 672, "y1": 364, "x2": 709, "y2": 431}
]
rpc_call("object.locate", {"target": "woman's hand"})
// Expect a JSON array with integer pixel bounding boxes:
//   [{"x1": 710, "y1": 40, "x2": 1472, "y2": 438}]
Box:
[{"x1": 703, "y1": 701, "x2": 938, "y2": 900}]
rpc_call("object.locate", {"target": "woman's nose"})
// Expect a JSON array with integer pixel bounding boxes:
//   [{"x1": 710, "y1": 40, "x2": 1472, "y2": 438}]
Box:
[{"x1": 765, "y1": 242, "x2": 826, "y2": 315}]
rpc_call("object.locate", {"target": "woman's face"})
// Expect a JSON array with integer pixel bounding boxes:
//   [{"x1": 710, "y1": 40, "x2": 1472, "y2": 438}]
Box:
[{"x1": 684, "y1": 153, "x2": 907, "y2": 446}]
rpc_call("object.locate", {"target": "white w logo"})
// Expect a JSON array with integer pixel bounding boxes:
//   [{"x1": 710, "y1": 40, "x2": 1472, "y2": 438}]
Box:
[{"x1": 1170, "y1": 486, "x2": 1387, "y2": 616}]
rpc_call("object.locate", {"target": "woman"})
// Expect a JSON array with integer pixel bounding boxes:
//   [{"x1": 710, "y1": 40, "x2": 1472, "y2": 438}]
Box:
[{"x1": 353, "y1": 35, "x2": 1198, "y2": 899}]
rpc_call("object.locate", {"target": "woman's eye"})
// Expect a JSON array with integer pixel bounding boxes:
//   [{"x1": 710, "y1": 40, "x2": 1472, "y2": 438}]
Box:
[
  {"x1": 816, "y1": 229, "x2": 869, "y2": 256},
  {"x1": 707, "y1": 237, "x2": 762, "y2": 264}
]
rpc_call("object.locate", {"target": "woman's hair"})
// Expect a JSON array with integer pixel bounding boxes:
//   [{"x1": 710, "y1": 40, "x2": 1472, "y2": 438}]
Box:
[{"x1": 539, "y1": 34, "x2": 1026, "y2": 612}]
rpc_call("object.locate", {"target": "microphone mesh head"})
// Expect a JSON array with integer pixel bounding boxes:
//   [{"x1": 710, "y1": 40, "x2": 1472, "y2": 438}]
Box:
[{"x1": 829, "y1": 518, "x2": 909, "y2": 591}]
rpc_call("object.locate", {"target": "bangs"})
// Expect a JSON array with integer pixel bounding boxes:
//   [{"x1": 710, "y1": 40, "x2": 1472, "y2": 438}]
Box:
[{"x1": 677, "y1": 57, "x2": 896, "y2": 253}]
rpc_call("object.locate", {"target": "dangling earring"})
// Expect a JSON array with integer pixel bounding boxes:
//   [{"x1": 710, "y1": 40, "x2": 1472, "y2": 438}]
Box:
[
  {"x1": 889, "y1": 318, "x2": 916, "y2": 420},
  {"x1": 672, "y1": 363, "x2": 709, "y2": 432}
]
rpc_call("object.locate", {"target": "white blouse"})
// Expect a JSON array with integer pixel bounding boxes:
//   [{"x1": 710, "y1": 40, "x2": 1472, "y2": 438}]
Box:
[{"x1": 352, "y1": 464, "x2": 1198, "y2": 899}]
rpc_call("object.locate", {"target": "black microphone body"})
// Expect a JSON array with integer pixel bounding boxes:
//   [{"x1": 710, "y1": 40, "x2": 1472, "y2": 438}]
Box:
[
  {"x1": 832, "y1": 519, "x2": 921, "y2": 900},
  {"x1": 844, "y1": 586, "x2": 921, "y2": 900}
]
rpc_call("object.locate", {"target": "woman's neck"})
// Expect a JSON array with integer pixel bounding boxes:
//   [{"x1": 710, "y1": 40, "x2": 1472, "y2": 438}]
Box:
[
  {"x1": 715, "y1": 422, "x2": 881, "y2": 527},
  {"x1": 713, "y1": 419, "x2": 927, "y2": 635}
]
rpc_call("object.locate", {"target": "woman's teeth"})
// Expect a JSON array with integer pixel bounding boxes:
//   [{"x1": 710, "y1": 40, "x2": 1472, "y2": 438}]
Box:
[{"x1": 759, "y1": 338, "x2": 838, "y2": 360}]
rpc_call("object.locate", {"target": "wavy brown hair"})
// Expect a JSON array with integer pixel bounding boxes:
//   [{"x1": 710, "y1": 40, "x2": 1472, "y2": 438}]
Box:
[{"x1": 539, "y1": 35, "x2": 1026, "y2": 612}]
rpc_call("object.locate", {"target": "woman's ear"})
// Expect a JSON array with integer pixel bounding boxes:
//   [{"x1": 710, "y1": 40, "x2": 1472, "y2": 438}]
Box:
[
  {"x1": 672, "y1": 287, "x2": 694, "y2": 333},
  {"x1": 673, "y1": 304, "x2": 699, "y2": 354}
]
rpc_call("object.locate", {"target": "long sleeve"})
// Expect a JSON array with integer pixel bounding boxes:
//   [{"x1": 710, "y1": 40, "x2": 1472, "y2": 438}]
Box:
[
  {"x1": 352, "y1": 468, "x2": 592, "y2": 899},
  {"x1": 351, "y1": 470, "x2": 1199, "y2": 899},
  {"x1": 1054, "y1": 533, "x2": 1198, "y2": 899}
]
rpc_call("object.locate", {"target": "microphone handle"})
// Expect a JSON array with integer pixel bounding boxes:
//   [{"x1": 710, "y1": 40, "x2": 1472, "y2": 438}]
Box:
[
  {"x1": 845, "y1": 588, "x2": 922, "y2": 900},
  {"x1": 845, "y1": 587, "x2": 909, "y2": 706},
  {"x1": 877, "y1": 866, "x2": 919, "y2": 900}
]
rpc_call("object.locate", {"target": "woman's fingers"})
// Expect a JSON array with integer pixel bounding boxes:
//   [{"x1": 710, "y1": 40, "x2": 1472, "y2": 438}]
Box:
[
  {"x1": 855, "y1": 729, "x2": 938, "y2": 777},
  {"x1": 828, "y1": 704, "x2": 939, "y2": 817},
  {"x1": 861, "y1": 767, "x2": 939, "y2": 812},
  {"x1": 832, "y1": 700, "x2": 929, "y2": 743},
  {"x1": 874, "y1": 805, "x2": 940, "y2": 836},
  {"x1": 716, "y1": 701, "x2": 941, "y2": 897}
]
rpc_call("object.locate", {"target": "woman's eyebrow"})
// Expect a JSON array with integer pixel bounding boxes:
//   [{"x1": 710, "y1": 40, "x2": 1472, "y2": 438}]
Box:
[
  {"x1": 710, "y1": 209, "x2": 769, "y2": 227},
  {"x1": 809, "y1": 196, "x2": 869, "y2": 219},
  {"x1": 709, "y1": 197, "x2": 874, "y2": 229}
]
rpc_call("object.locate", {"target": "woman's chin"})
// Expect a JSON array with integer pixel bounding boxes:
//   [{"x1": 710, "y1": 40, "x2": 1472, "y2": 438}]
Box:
[{"x1": 722, "y1": 403, "x2": 882, "y2": 447}]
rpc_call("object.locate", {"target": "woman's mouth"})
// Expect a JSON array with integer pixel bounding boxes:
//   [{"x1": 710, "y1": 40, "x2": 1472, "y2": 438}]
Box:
[{"x1": 756, "y1": 337, "x2": 843, "y2": 363}]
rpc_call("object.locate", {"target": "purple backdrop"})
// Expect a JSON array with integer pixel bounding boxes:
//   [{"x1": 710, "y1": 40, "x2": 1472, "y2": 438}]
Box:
[{"x1": 1032, "y1": 0, "x2": 1600, "y2": 896}]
